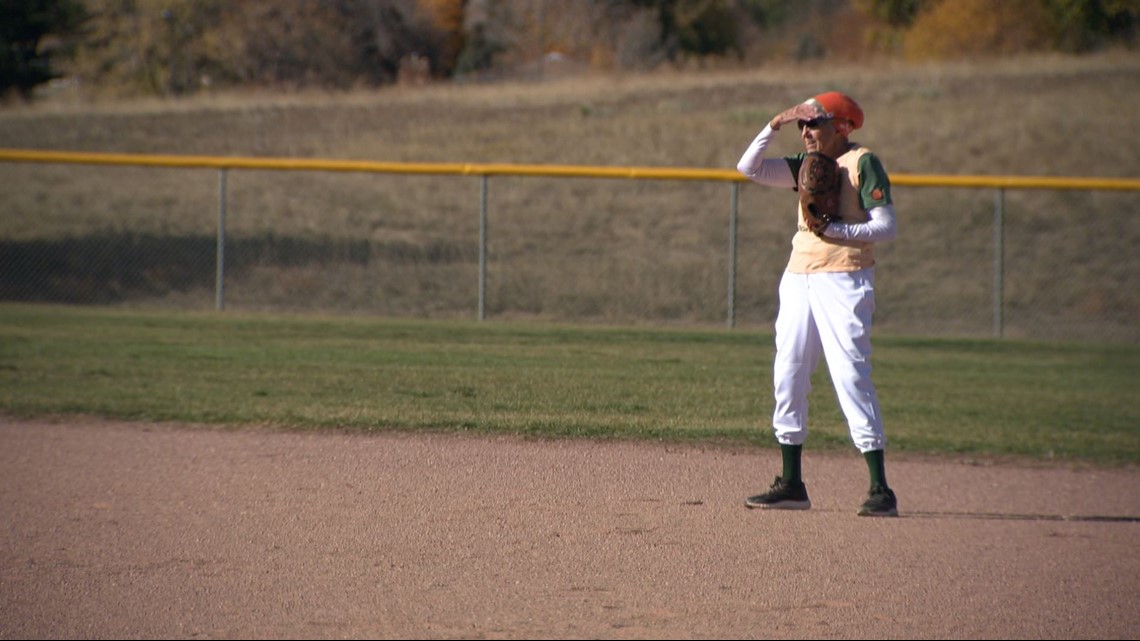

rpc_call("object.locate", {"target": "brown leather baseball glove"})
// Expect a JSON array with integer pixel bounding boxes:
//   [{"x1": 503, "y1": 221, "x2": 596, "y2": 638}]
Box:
[{"x1": 798, "y1": 151, "x2": 841, "y2": 236}]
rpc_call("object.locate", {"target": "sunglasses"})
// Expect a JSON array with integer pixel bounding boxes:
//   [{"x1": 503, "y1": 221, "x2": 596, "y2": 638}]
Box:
[{"x1": 797, "y1": 118, "x2": 833, "y2": 130}]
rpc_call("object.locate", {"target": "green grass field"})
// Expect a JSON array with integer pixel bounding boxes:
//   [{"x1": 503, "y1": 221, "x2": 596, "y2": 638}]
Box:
[{"x1": 2, "y1": 303, "x2": 1136, "y2": 466}]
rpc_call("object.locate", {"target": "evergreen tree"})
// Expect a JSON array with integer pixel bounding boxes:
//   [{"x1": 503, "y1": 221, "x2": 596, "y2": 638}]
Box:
[{"x1": 0, "y1": 0, "x2": 88, "y2": 100}]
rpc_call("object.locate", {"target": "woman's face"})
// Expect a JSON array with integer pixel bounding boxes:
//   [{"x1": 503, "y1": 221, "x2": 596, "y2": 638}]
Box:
[{"x1": 799, "y1": 118, "x2": 845, "y2": 158}]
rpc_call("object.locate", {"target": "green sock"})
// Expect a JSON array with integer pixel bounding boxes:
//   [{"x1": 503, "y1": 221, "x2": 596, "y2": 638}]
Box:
[
  {"x1": 780, "y1": 444, "x2": 803, "y2": 485},
  {"x1": 864, "y1": 449, "x2": 887, "y2": 488}
]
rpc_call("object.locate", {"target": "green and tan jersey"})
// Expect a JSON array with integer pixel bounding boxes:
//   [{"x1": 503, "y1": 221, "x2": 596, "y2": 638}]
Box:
[{"x1": 785, "y1": 144, "x2": 892, "y2": 273}]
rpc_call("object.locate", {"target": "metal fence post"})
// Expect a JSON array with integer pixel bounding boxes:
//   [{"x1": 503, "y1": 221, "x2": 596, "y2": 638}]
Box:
[
  {"x1": 216, "y1": 168, "x2": 227, "y2": 311},
  {"x1": 479, "y1": 175, "x2": 488, "y2": 321},
  {"x1": 993, "y1": 187, "x2": 1004, "y2": 338},
  {"x1": 727, "y1": 182, "x2": 738, "y2": 329}
]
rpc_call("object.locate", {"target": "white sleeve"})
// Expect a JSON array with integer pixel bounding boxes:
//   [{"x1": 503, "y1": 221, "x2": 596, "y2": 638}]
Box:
[
  {"x1": 736, "y1": 125, "x2": 796, "y2": 188},
  {"x1": 822, "y1": 204, "x2": 897, "y2": 242}
]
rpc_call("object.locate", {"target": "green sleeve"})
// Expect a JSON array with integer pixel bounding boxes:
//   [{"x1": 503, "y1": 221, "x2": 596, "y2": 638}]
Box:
[
  {"x1": 858, "y1": 153, "x2": 892, "y2": 208},
  {"x1": 786, "y1": 152, "x2": 807, "y2": 191}
]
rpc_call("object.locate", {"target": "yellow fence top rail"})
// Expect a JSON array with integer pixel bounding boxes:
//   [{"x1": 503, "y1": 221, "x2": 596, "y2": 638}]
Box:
[{"x1": 2, "y1": 148, "x2": 1139, "y2": 192}]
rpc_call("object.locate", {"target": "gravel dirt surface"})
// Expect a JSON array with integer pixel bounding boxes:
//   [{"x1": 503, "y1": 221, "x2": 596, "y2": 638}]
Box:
[{"x1": 2, "y1": 417, "x2": 1138, "y2": 640}]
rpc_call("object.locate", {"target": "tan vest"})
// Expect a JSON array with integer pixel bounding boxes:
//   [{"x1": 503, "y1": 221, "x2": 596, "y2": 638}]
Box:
[{"x1": 786, "y1": 145, "x2": 874, "y2": 273}]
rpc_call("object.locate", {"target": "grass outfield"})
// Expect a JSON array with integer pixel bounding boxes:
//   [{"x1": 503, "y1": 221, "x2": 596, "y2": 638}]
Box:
[{"x1": 1, "y1": 303, "x2": 1136, "y2": 467}]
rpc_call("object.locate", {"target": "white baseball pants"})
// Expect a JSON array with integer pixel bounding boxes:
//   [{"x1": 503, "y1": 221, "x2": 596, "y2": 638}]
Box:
[{"x1": 771, "y1": 268, "x2": 886, "y2": 453}]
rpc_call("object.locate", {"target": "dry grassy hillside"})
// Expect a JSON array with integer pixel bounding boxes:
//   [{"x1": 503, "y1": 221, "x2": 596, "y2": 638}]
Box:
[{"x1": 1, "y1": 53, "x2": 1138, "y2": 340}]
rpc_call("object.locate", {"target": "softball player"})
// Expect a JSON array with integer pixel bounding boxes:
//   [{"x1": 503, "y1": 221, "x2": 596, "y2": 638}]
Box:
[{"x1": 736, "y1": 91, "x2": 899, "y2": 517}]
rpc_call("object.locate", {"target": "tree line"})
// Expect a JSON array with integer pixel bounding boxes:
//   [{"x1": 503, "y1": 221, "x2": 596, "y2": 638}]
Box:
[{"x1": 2, "y1": 0, "x2": 1136, "y2": 101}]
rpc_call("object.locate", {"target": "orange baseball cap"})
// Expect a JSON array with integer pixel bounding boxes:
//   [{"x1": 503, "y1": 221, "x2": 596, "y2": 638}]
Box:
[{"x1": 805, "y1": 91, "x2": 864, "y2": 135}]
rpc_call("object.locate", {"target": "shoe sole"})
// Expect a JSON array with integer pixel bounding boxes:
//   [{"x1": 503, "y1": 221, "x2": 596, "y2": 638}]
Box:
[
  {"x1": 857, "y1": 508, "x2": 899, "y2": 517},
  {"x1": 745, "y1": 499, "x2": 811, "y2": 510}
]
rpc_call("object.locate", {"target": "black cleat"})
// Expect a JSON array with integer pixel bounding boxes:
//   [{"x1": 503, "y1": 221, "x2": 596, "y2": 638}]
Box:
[{"x1": 745, "y1": 476, "x2": 811, "y2": 510}]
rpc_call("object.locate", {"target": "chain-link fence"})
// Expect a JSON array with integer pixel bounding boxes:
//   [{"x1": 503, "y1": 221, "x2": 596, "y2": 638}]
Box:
[{"x1": 2, "y1": 154, "x2": 1137, "y2": 343}]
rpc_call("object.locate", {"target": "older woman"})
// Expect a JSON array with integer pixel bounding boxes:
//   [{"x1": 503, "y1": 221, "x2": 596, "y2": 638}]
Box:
[{"x1": 736, "y1": 92, "x2": 899, "y2": 517}]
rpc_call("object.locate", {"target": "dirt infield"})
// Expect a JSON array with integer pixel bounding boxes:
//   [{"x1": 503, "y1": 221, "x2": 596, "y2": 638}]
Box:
[{"x1": 2, "y1": 417, "x2": 1138, "y2": 640}]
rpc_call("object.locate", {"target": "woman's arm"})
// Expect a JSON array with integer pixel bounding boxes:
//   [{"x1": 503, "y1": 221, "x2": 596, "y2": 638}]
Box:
[
  {"x1": 822, "y1": 204, "x2": 897, "y2": 242},
  {"x1": 736, "y1": 125, "x2": 796, "y2": 188}
]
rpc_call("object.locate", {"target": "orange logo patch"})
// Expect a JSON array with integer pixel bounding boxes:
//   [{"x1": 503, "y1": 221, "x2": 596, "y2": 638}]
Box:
[{"x1": 871, "y1": 188, "x2": 884, "y2": 201}]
